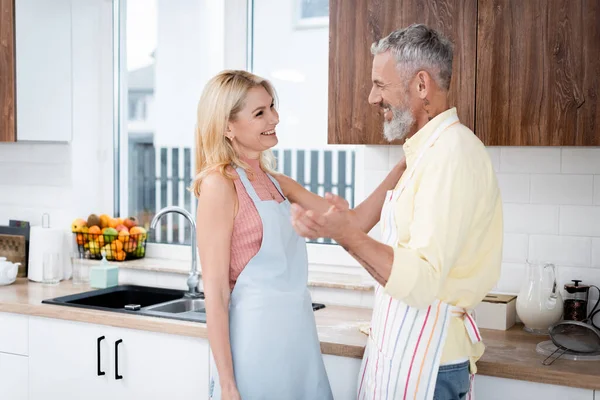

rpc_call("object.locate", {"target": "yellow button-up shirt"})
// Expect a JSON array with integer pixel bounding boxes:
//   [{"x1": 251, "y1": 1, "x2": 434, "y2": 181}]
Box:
[{"x1": 384, "y1": 107, "x2": 503, "y2": 370}]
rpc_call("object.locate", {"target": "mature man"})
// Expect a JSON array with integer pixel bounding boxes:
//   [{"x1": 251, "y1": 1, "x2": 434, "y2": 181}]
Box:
[{"x1": 291, "y1": 24, "x2": 503, "y2": 400}]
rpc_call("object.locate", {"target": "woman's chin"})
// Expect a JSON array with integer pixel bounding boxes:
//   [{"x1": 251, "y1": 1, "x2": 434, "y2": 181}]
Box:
[{"x1": 260, "y1": 134, "x2": 278, "y2": 148}]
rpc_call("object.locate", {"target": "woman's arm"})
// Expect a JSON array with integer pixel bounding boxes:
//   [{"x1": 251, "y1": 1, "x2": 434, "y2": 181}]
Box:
[
  {"x1": 196, "y1": 172, "x2": 240, "y2": 399},
  {"x1": 273, "y1": 158, "x2": 406, "y2": 233}
]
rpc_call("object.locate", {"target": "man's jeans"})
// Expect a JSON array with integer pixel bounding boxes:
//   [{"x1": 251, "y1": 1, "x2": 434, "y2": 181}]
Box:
[{"x1": 433, "y1": 361, "x2": 471, "y2": 400}]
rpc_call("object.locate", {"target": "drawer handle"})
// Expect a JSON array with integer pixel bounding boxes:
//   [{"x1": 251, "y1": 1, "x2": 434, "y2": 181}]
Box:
[
  {"x1": 97, "y1": 336, "x2": 105, "y2": 376},
  {"x1": 115, "y1": 339, "x2": 123, "y2": 380}
]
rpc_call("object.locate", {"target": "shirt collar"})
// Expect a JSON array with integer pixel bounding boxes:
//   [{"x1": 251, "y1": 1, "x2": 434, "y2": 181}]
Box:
[{"x1": 402, "y1": 107, "x2": 458, "y2": 159}]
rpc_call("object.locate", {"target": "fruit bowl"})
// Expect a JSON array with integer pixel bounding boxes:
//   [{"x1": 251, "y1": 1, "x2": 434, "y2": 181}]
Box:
[{"x1": 71, "y1": 215, "x2": 147, "y2": 261}]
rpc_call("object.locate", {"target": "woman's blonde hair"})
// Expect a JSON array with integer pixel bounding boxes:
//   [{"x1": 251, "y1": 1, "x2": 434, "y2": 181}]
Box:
[{"x1": 191, "y1": 70, "x2": 277, "y2": 197}]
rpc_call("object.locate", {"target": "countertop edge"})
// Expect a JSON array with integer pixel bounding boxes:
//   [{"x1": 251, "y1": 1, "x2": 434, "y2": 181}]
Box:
[{"x1": 477, "y1": 360, "x2": 600, "y2": 391}]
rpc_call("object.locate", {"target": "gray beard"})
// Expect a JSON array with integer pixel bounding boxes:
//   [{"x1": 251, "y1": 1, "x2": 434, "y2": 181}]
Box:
[{"x1": 383, "y1": 106, "x2": 415, "y2": 142}]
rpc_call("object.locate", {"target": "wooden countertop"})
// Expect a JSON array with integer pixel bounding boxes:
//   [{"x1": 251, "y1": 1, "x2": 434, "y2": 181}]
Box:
[{"x1": 1, "y1": 279, "x2": 599, "y2": 390}]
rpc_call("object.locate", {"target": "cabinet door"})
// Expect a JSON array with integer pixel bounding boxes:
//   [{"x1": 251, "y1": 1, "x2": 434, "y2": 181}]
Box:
[
  {"x1": 111, "y1": 327, "x2": 210, "y2": 400},
  {"x1": 29, "y1": 317, "x2": 112, "y2": 400},
  {"x1": 323, "y1": 354, "x2": 363, "y2": 400},
  {"x1": 0, "y1": 352, "x2": 28, "y2": 400},
  {"x1": 328, "y1": 0, "x2": 477, "y2": 144},
  {"x1": 0, "y1": 0, "x2": 16, "y2": 142},
  {"x1": 475, "y1": 375, "x2": 594, "y2": 400},
  {"x1": 15, "y1": 0, "x2": 72, "y2": 142},
  {"x1": 476, "y1": 0, "x2": 600, "y2": 146}
]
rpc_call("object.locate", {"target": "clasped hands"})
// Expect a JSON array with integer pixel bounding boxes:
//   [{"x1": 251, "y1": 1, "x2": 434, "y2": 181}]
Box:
[{"x1": 290, "y1": 193, "x2": 357, "y2": 245}]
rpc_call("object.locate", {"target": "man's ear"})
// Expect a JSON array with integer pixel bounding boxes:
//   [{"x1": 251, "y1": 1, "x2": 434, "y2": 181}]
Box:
[{"x1": 416, "y1": 71, "x2": 432, "y2": 100}]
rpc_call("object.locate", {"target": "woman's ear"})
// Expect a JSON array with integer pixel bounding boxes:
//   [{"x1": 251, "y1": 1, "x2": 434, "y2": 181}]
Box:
[{"x1": 225, "y1": 124, "x2": 234, "y2": 140}]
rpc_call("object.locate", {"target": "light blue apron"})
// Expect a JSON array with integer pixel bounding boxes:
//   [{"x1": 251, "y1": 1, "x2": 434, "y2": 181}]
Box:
[{"x1": 209, "y1": 167, "x2": 333, "y2": 400}]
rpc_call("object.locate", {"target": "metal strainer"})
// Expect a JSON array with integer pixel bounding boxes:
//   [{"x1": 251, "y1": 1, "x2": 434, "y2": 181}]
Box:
[{"x1": 542, "y1": 318, "x2": 600, "y2": 365}]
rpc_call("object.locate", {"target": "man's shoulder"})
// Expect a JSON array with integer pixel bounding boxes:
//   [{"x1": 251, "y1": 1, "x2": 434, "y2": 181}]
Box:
[{"x1": 424, "y1": 123, "x2": 493, "y2": 174}]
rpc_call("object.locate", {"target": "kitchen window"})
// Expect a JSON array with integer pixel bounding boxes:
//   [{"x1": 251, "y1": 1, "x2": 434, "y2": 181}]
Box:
[{"x1": 115, "y1": 0, "x2": 359, "y2": 267}]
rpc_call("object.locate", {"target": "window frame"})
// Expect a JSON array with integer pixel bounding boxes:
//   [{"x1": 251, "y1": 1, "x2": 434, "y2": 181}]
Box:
[{"x1": 115, "y1": 0, "x2": 361, "y2": 273}]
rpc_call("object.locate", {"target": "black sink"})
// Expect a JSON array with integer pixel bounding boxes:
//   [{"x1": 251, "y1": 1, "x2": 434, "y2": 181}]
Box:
[
  {"x1": 59, "y1": 285, "x2": 184, "y2": 309},
  {"x1": 43, "y1": 285, "x2": 325, "y2": 324},
  {"x1": 42, "y1": 285, "x2": 194, "y2": 314}
]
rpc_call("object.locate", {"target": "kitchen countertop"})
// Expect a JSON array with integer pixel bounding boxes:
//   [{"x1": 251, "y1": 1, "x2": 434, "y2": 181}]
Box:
[{"x1": 1, "y1": 279, "x2": 599, "y2": 390}]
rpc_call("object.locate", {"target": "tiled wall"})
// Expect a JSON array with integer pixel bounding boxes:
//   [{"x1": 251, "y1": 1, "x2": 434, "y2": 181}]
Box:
[{"x1": 358, "y1": 146, "x2": 600, "y2": 316}]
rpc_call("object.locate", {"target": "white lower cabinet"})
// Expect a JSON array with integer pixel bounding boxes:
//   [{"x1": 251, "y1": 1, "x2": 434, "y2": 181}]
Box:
[
  {"x1": 322, "y1": 354, "x2": 362, "y2": 400},
  {"x1": 475, "y1": 375, "x2": 594, "y2": 400},
  {"x1": 0, "y1": 352, "x2": 29, "y2": 400},
  {"x1": 29, "y1": 317, "x2": 210, "y2": 400}
]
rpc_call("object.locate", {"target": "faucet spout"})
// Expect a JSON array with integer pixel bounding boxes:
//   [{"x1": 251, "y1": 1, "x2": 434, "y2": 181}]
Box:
[{"x1": 150, "y1": 206, "x2": 201, "y2": 298}]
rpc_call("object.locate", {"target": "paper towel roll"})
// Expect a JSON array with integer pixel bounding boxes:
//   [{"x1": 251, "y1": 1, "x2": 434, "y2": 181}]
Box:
[{"x1": 28, "y1": 226, "x2": 71, "y2": 282}]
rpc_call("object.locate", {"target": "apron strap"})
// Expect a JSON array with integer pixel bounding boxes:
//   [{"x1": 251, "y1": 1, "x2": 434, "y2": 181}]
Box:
[
  {"x1": 450, "y1": 306, "x2": 482, "y2": 344},
  {"x1": 235, "y1": 167, "x2": 262, "y2": 203}
]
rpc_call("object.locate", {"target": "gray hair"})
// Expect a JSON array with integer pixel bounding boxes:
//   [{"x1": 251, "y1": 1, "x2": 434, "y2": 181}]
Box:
[{"x1": 371, "y1": 24, "x2": 453, "y2": 91}]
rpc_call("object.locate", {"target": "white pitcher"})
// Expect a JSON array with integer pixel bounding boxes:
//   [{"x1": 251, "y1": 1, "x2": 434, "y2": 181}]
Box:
[{"x1": 516, "y1": 261, "x2": 563, "y2": 333}]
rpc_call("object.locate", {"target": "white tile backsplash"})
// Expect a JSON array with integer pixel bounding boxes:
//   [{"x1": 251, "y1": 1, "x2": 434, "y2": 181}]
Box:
[
  {"x1": 486, "y1": 147, "x2": 501, "y2": 172},
  {"x1": 496, "y1": 174, "x2": 529, "y2": 203},
  {"x1": 388, "y1": 146, "x2": 405, "y2": 170},
  {"x1": 362, "y1": 145, "x2": 600, "y2": 297},
  {"x1": 503, "y1": 204, "x2": 559, "y2": 234},
  {"x1": 561, "y1": 148, "x2": 600, "y2": 174},
  {"x1": 500, "y1": 147, "x2": 561, "y2": 173},
  {"x1": 362, "y1": 146, "x2": 389, "y2": 170},
  {"x1": 530, "y1": 174, "x2": 593, "y2": 205},
  {"x1": 559, "y1": 206, "x2": 600, "y2": 237},
  {"x1": 502, "y1": 234, "x2": 529, "y2": 263},
  {"x1": 494, "y1": 263, "x2": 526, "y2": 293},
  {"x1": 528, "y1": 235, "x2": 591, "y2": 267},
  {"x1": 593, "y1": 239, "x2": 600, "y2": 268}
]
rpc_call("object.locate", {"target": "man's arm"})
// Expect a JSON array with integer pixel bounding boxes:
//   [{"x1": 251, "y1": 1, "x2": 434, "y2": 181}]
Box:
[
  {"x1": 336, "y1": 156, "x2": 478, "y2": 308},
  {"x1": 277, "y1": 159, "x2": 406, "y2": 234}
]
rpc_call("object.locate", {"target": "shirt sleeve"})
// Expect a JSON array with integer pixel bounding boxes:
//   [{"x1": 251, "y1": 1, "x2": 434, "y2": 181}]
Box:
[{"x1": 384, "y1": 152, "x2": 478, "y2": 309}]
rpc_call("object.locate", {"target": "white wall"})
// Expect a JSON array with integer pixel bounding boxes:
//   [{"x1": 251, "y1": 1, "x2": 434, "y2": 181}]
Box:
[
  {"x1": 0, "y1": 0, "x2": 113, "y2": 228},
  {"x1": 359, "y1": 145, "x2": 600, "y2": 322}
]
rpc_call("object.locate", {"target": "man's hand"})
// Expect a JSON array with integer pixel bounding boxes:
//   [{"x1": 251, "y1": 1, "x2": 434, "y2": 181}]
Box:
[{"x1": 290, "y1": 193, "x2": 358, "y2": 244}]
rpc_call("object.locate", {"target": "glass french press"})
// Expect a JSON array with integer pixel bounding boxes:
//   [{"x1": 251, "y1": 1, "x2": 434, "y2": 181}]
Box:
[{"x1": 563, "y1": 280, "x2": 600, "y2": 327}]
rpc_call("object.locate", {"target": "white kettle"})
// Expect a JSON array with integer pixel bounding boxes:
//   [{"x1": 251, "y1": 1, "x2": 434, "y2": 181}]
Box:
[{"x1": 0, "y1": 257, "x2": 20, "y2": 286}]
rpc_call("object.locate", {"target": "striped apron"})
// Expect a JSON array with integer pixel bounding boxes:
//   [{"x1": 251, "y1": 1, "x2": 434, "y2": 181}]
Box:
[{"x1": 357, "y1": 114, "x2": 482, "y2": 400}]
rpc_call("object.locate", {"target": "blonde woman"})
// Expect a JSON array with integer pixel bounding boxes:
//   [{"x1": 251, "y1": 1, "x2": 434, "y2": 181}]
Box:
[{"x1": 193, "y1": 70, "x2": 405, "y2": 400}]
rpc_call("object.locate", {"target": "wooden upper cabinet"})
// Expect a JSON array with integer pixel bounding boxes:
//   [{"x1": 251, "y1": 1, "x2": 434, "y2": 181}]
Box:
[
  {"x1": 0, "y1": 0, "x2": 16, "y2": 142},
  {"x1": 328, "y1": 0, "x2": 477, "y2": 144},
  {"x1": 476, "y1": 0, "x2": 600, "y2": 146}
]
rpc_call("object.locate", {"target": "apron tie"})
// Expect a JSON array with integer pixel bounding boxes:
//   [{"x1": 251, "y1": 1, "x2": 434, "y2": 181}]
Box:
[{"x1": 450, "y1": 306, "x2": 482, "y2": 344}]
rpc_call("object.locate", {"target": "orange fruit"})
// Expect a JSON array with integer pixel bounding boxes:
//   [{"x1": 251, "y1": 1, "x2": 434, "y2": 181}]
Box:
[
  {"x1": 111, "y1": 240, "x2": 123, "y2": 252},
  {"x1": 118, "y1": 230, "x2": 130, "y2": 243},
  {"x1": 99, "y1": 214, "x2": 110, "y2": 229},
  {"x1": 115, "y1": 251, "x2": 126, "y2": 261},
  {"x1": 88, "y1": 226, "x2": 101, "y2": 235}
]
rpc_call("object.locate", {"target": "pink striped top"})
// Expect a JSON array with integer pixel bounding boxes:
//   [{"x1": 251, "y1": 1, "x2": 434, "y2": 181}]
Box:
[{"x1": 228, "y1": 157, "x2": 285, "y2": 290}]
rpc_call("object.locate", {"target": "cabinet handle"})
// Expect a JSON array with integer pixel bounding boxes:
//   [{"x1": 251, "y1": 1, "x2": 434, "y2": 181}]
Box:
[
  {"x1": 115, "y1": 339, "x2": 123, "y2": 380},
  {"x1": 97, "y1": 336, "x2": 105, "y2": 376}
]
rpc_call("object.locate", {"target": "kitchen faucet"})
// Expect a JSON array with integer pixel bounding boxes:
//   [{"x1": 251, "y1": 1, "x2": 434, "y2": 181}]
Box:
[{"x1": 150, "y1": 206, "x2": 201, "y2": 298}]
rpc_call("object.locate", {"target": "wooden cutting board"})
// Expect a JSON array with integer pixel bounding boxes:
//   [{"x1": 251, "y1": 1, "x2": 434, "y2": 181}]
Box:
[{"x1": 0, "y1": 234, "x2": 27, "y2": 277}]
